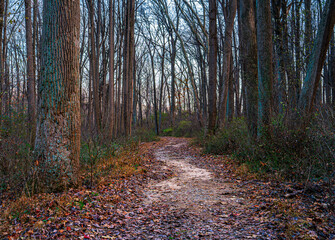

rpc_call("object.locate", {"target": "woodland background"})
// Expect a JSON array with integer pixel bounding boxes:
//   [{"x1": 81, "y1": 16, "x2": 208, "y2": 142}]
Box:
[{"x1": 0, "y1": 0, "x2": 334, "y2": 198}]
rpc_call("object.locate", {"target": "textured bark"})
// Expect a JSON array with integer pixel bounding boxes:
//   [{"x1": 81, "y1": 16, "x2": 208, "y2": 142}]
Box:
[
  {"x1": 239, "y1": 0, "x2": 258, "y2": 137},
  {"x1": 272, "y1": 0, "x2": 286, "y2": 113},
  {"x1": 207, "y1": 0, "x2": 218, "y2": 134},
  {"x1": 127, "y1": 0, "x2": 135, "y2": 136},
  {"x1": 298, "y1": 0, "x2": 335, "y2": 115},
  {"x1": 256, "y1": 0, "x2": 274, "y2": 136},
  {"x1": 122, "y1": 0, "x2": 135, "y2": 136},
  {"x1": 25, "y1": 0, "x2": 37, "y2": 146},
  {"x1": 35, "y1": 0, "x2": 81, "y2": 190}
]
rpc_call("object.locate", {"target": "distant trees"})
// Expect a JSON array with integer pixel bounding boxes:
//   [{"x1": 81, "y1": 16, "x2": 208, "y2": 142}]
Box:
[
  {"x1": 0, "y1": 0, "x2": 335, "y2": 191},
  {"x1": 298, "y1": 0, "x2": 335, "y2": 116},
  {"x1": 34, "y1": 0, "x2": 81, "y2": 189}
]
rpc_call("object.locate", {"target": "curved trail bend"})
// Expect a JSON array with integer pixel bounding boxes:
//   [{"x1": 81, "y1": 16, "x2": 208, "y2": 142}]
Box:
[
  {"x1": 140, "y1": 137, "x2": 273, "y2": 239},
  {"x1": 144, "y1": 138, "x2": 242, "y2": 216}
]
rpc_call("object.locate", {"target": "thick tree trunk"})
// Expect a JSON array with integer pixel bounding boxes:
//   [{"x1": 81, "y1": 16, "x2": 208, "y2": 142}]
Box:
[
  {"x1": 240, "y1": 0, "x2": 258, "y2": 137},
  {"x1": 256, "y1": 0, "x2": 274, "y2": 136},
  {"x1": 35, "y1": 0, "x2": 81, "y2": 190},
  {"x1": 272, "y1": 0, "x2": 286, "y2": 114},
  {"x1": 122, "y1": 0, "x2": 135, "y2": 136},
  {"x1": 207, "y1": 0, "x2": 218, "y2": 134}
]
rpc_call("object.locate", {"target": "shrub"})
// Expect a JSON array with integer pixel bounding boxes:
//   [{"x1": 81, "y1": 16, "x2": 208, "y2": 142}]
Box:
[
  {"x1": 174, "y1": 120, "x2": 193, "y2": 137},
  {"x1": 162, "y1": 127, "x2": 173, "y2": 136},
  {"x1": 0, "y1": 111, "x2": 34, "y2": 196},
  {"x1": 201, "y1": 116, "x2": 335, "y2": 185},
  {"x1": 204, "y1": 118, "x2": 251, "y2": 155},
  {"x1": 134, "y1": 127, "x2": 159, "y2": 142}
]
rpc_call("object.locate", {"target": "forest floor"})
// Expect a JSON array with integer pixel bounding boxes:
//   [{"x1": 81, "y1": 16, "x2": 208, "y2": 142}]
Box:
[{"x1": 1, "y1": 137, "x2": 334, "y2": 239}]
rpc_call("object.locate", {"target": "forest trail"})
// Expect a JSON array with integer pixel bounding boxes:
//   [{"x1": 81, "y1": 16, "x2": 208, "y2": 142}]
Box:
[
  {"x1": 3, "y1": 137, "x2": 331, "y2": 239},
  {"x1": 138, "y1": 137, "x2": 275, "y2": 239},
  {"x1": 144, "y1": 138, "x2": 241, "y2": 218}
]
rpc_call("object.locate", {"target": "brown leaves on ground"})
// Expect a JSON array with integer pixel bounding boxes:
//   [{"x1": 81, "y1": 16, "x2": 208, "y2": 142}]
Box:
[{"x1": 0, "y1": 137, "x2": 334, "y2": 239}]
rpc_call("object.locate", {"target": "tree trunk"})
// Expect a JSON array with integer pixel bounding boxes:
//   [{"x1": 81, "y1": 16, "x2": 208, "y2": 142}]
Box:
[
  {"x1": 170, "y1": 35, "x2": 177, "y2": 126},
  {"x1": 305, "y1": 0, "x2": 312, "y2": 65},
  {"x1": 159, "y1": 43, "x2": 165, "y2": 133},
  {"x1": 256, "y1": 0, "x2": 274, "y2": 136},
  {"x1": 0, "y1": 0, "x2": 5, "y2": 120},
  {"x1": 293, "y1": 1, "x2": 301, "y2": 110},
  {"x1": 88, "y1": 0, "x2": 100, "y2": 134},
  {"x1": 108, "y1": 0, "x2": 115, "y2": 138},
  {"x1": 122, "y1": 0, "x2": 135, "y2": 136},
  {"x1": 35, "y1": 0, "x2": 81, "y2": 190},
  {"x1": 218, "y1": 0, "x2": 237, "y2": 128},
  {"x1": 207, "y1": 0, "x2": 218, "y2": 134},
  {"x1": 25, "y1": 0, "x2": 37, "y2": 146},
  {"x1": 298, "y1": 0, "x2": 335, "y2": 115},
  {"x1": 149, "y1": 49, "x2": 159, "y2": 135}
]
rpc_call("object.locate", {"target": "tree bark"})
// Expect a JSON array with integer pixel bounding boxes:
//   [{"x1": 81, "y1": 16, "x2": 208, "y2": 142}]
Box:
[
  {"x1": 0, "y1": 0, "x2": 5, "y2": 119},
  {"x1": 240, "y1": 0, "x2": 258, "y2": 137},
  {"x1": 207, "y1": 0, "x2": 218, "y2": 134},
  {"x1": 108, "y1": 0, "x2": 115, "y2": 138},
  {"x1": 256, "y1": 0, "x2": 274, "y2": 136},
  {"x1": 25, "y1": 0, "x2": 37, "y2": 146},
  {"x1": 88, "y1": 0, "x2": 101, "y2": 134},
  {"x1": 35, "y1": 0, "x2": 81, "y2": 190}
]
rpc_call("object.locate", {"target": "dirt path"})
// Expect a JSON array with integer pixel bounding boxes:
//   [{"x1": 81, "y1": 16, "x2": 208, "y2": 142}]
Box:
[
  {"x1": 139, "y1": 137, "x2": 275, "y2": 239},
  {"x1": 144, "y1": 138, "x2": 241, "y2": 217},
  {"x1": 6, "y1": 137, "x2": 331, "y2": 239}
]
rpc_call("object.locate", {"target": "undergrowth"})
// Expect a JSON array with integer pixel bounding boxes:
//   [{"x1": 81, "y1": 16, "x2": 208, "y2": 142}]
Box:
[
  {"x1": 199, "y1": 115, "x2": 335, "y2": 187},
  {"x1": 0, "y1": 111, "x2": 149, "y2": 218},
  {"x1": 1, "y1": 132, "x2": 147, "y2": 224}
]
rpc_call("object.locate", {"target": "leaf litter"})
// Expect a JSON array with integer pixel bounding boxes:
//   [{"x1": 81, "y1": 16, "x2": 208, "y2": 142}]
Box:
[{"x1": 0, "y1": 137, "x2": 334, "y2": 239}]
